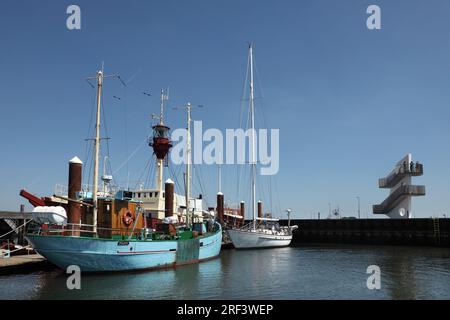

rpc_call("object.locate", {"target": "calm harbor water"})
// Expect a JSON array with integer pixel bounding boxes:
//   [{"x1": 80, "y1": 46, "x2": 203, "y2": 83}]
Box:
[{"x1": 1, "y1": 244, "x2": 449, "y2": 300}]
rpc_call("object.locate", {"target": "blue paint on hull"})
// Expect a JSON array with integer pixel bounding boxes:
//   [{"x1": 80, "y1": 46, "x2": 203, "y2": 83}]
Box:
[{"x1": 26, "y1": 223, "x2": 222, "y2": 272}]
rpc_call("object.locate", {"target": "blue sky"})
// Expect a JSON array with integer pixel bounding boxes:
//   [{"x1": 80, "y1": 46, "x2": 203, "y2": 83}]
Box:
[{"x1": 1, "y1": 0, "x2": 450, "y2": 218}]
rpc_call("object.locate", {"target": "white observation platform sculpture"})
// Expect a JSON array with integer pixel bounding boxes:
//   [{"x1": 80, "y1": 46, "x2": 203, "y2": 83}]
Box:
[{"x1": 373, "y1": 154, "x2": 425, "y2": 219}]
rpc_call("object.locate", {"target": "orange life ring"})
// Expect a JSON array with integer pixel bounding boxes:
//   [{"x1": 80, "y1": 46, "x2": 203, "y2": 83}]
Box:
[{"x1": 122, "y1": 210, "x2": 134, "y2": 226}]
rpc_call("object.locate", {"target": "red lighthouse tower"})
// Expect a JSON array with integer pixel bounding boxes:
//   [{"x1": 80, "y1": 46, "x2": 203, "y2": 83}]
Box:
[
  {"x1": 150, "y1": 123, "x2": 172, "y2": 165},
  {"x1": 149, "y1": 89, "x2": 172, "y2": 195},
  {"x1": 149, "y1": 88, "x2": 172, "y2": 164}
]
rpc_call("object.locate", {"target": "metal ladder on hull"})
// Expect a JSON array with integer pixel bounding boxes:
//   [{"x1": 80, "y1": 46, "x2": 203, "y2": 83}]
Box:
[{"x1": 433, "y1": 218, "x2": 441, "y2": 245}]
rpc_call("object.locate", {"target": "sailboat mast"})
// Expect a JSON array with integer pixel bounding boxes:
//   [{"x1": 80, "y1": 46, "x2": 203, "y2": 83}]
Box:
[
  {"x1": 249, "y1": 44, "x2": 257, "y2": 231},
  {"x1": 93, "y1": 70, "x2": 103, "y2": 234},
  {"x1": 186, "y1": 103, "x2": 192, "y2": 227}
]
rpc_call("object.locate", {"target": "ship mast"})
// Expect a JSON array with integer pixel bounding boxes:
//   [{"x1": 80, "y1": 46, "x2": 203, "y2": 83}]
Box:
[
  {"x1": 156, "y1": 89, "x2": 169, "y2": 196},
  {"x1": 185, "y1": 103, "x2": 192, "y2": 227},
  {"x1": 249, "y1": 44, "x2": 257, "y2": 231},
  {"x1": 160, "y1": 88, "x2": 168, "y2": 125},
  {"x1": 87, "y1": 67, "x2": 122, "y2": 234},
  {"x1": 92, "y1": 70, "x2": 103, "y2": 234}
]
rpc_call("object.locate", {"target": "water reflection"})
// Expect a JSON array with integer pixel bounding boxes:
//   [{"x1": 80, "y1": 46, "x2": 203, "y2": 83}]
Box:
[
  {"x1": 1, "y1": 245, "x2": 449, "y2": 300},
  {"x1": 380, "y1": 247, "x2": 419, "y2": 299}
]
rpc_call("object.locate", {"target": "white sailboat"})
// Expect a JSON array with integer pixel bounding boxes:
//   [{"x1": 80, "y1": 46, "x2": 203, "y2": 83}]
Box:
[{"x1": 227, "y1": 44, "x2": 298, "y2": 249}]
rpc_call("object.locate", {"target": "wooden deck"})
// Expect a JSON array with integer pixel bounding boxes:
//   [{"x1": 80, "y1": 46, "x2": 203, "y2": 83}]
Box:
[{"x1": 0, "y1": 253, "x2": 52, "y2": 275}]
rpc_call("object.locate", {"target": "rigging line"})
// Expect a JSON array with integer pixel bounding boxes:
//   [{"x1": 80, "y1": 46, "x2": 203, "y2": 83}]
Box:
[
  {"x1": 142, "y1": 154, "x2": 152, "y2": 189},
  {"x1": 191, "y1": 164, "x2": 199, "y2": 197},
  {"x1": 253, "y1": 78, "x2": 281, "y2": 215},
  {"x1": 176, "y1": 163, "x2": 184, "y2": 194},
  {"x1": 0, "y1": 219, "x2": 33, "y2": 239},
  {"x1": 237, "y1": 160, "x2": 249, "y2": 202},
  {"x1": 124, "y1": 69, "x2": 142, "y2": 86},
  {"x1": 193, "y1": 164, "x2": 208, "y2": 208},
  {"x1": 123, "y1": 85, "x2": 130, "y2": 184},
  {"x1": 86, "y1": 143, "x2": 94, "y2": 191},
  {"x1": 272, "y1": 174, "x2": 282, "y2": 217},
  {"x1": 98, "y1": 114, "x2": 108, "y2": 185},
  {"x1": 195, "y1": 164, "x2": 203, "y2": 195},
  {"x1": 144, "y1": 167, "x2": 151, "y2": 190},
  {"x1": 112, "y1": 137, "x2": 147, "y2": 175},
  {"x1": 252, "y1": 49, "x2": 279, "y2": 217},
  {"x1": 201, "y1": 165, "x2": 209, "y2": 200},
  {"x1": 253, "y1": 55, "x2": 270, "y2": 131},
  {"x1": 146, "y1": 155, "x2": 156, "y2": 189},
  {"x1": 84, "y1": 141, "x2": 93, "y2": 189},
  {"x1": 168, "y1": 166, "x2": 177, "y2": 192},
  {"x1": 235, "y1": 49, "x2": 251, "y2": 203},
  {"x1": 235, "y1": 161, "x2": 241, "y2": 201},
  {"x1": 168, "y1": 165, "x2": 177, "y2": 191},
  {"x1": 144, "y1": 157, "x2": 154, "y2": 189},
  {"x1": 169, "y1": 165, "x2": 182, "y2": 196},
  {"x1": 175, "y1": 163, "x2": 185, "y2": 195},
  {"x1": 195, "y1": 164, "x2": 207, "y2": 200},
  {"x1": 191, "y1": 164, "x2": 199, "y2": 196},
  {"x1": 253, "y1": 55, "x2": 265, "y2": 100},
  {"x1": 269, "y1": 175, "x2": 273, "y2": 215},
  {"x1": 134, "y1": 157, "x2": 149, "y2": 190},
  {"x1": 143, "y1": 164, "x2": 150, "y2": 189},
  {"x1": 83, "y1": 88, "x2": 97, "y2": 185},
  {"x1": 106, "y1": 156, "x2": 114, "y2": 184},
  {"x1": 239, "y1": 47, "x2": 251, "y2": 129},
  {"x1": 235, "y1": 66, "x2": 250, "y2": 203},
  {"x1": 263, "y1": 177, "x2": 271, "y2": 215},
  {"x1": 101, "y1": 87, "x2": 111, "y2": 160},
  {"x1": 260, "y1": 175, "x2": 268, "y2": 214},
  {"x1": 134, "y1": 157, "x2": 151, "y2": 190}
]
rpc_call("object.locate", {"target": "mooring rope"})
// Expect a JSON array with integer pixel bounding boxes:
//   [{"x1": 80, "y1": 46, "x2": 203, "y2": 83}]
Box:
[
  {"x1": 6, "y1": 245, "x2": 32, "y2": 254},
  {"x1": 0, "y1": 219, "x2": 33, "y2": 239}
]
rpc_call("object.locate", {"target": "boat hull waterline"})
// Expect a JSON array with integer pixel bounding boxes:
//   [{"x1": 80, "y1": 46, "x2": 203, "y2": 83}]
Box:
[
  {"x1": 26, "y1": 223, "x2": 222, "y2": 272},
  {"x1": 227, "y1": 229, "x2": 292, "y2": 249}
]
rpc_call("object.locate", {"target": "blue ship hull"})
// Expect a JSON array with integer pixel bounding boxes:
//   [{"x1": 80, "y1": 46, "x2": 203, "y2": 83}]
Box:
[{"x1": 26, "y1": 223, "x2": 222, "y2": 272}]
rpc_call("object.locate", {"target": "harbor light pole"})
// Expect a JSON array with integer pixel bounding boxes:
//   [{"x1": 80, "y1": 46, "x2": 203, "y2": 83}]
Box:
[
  {"x1": 357, "y1": 196, "x2": 360, "y2": 219},
  {"x1": 286, "y1": 209, "x2": 292, "y2": 228}
]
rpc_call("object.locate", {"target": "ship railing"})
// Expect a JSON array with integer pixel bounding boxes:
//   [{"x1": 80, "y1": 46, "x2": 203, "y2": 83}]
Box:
[
  {"x1": 54, "y1": 184, "x2": 120, "y2": 197},
  {"x1": 27, "y1": 220, "x2": 221, "y2": 239},
  {"x1": 54, "y1": 184, "x2": 93, "y2": 197},
  {"x1": 27, "y1": 223, "x2": 149, "y2": 240},
  {"x1": 379, "y1": 163, "x2": 424, "y2": 188},
  {"x1": 54, "y1": 184, "x2": 67, "y2": 197},
  {"x1": 238, "y1": 220, "x2": 281, "y2": 231}
]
